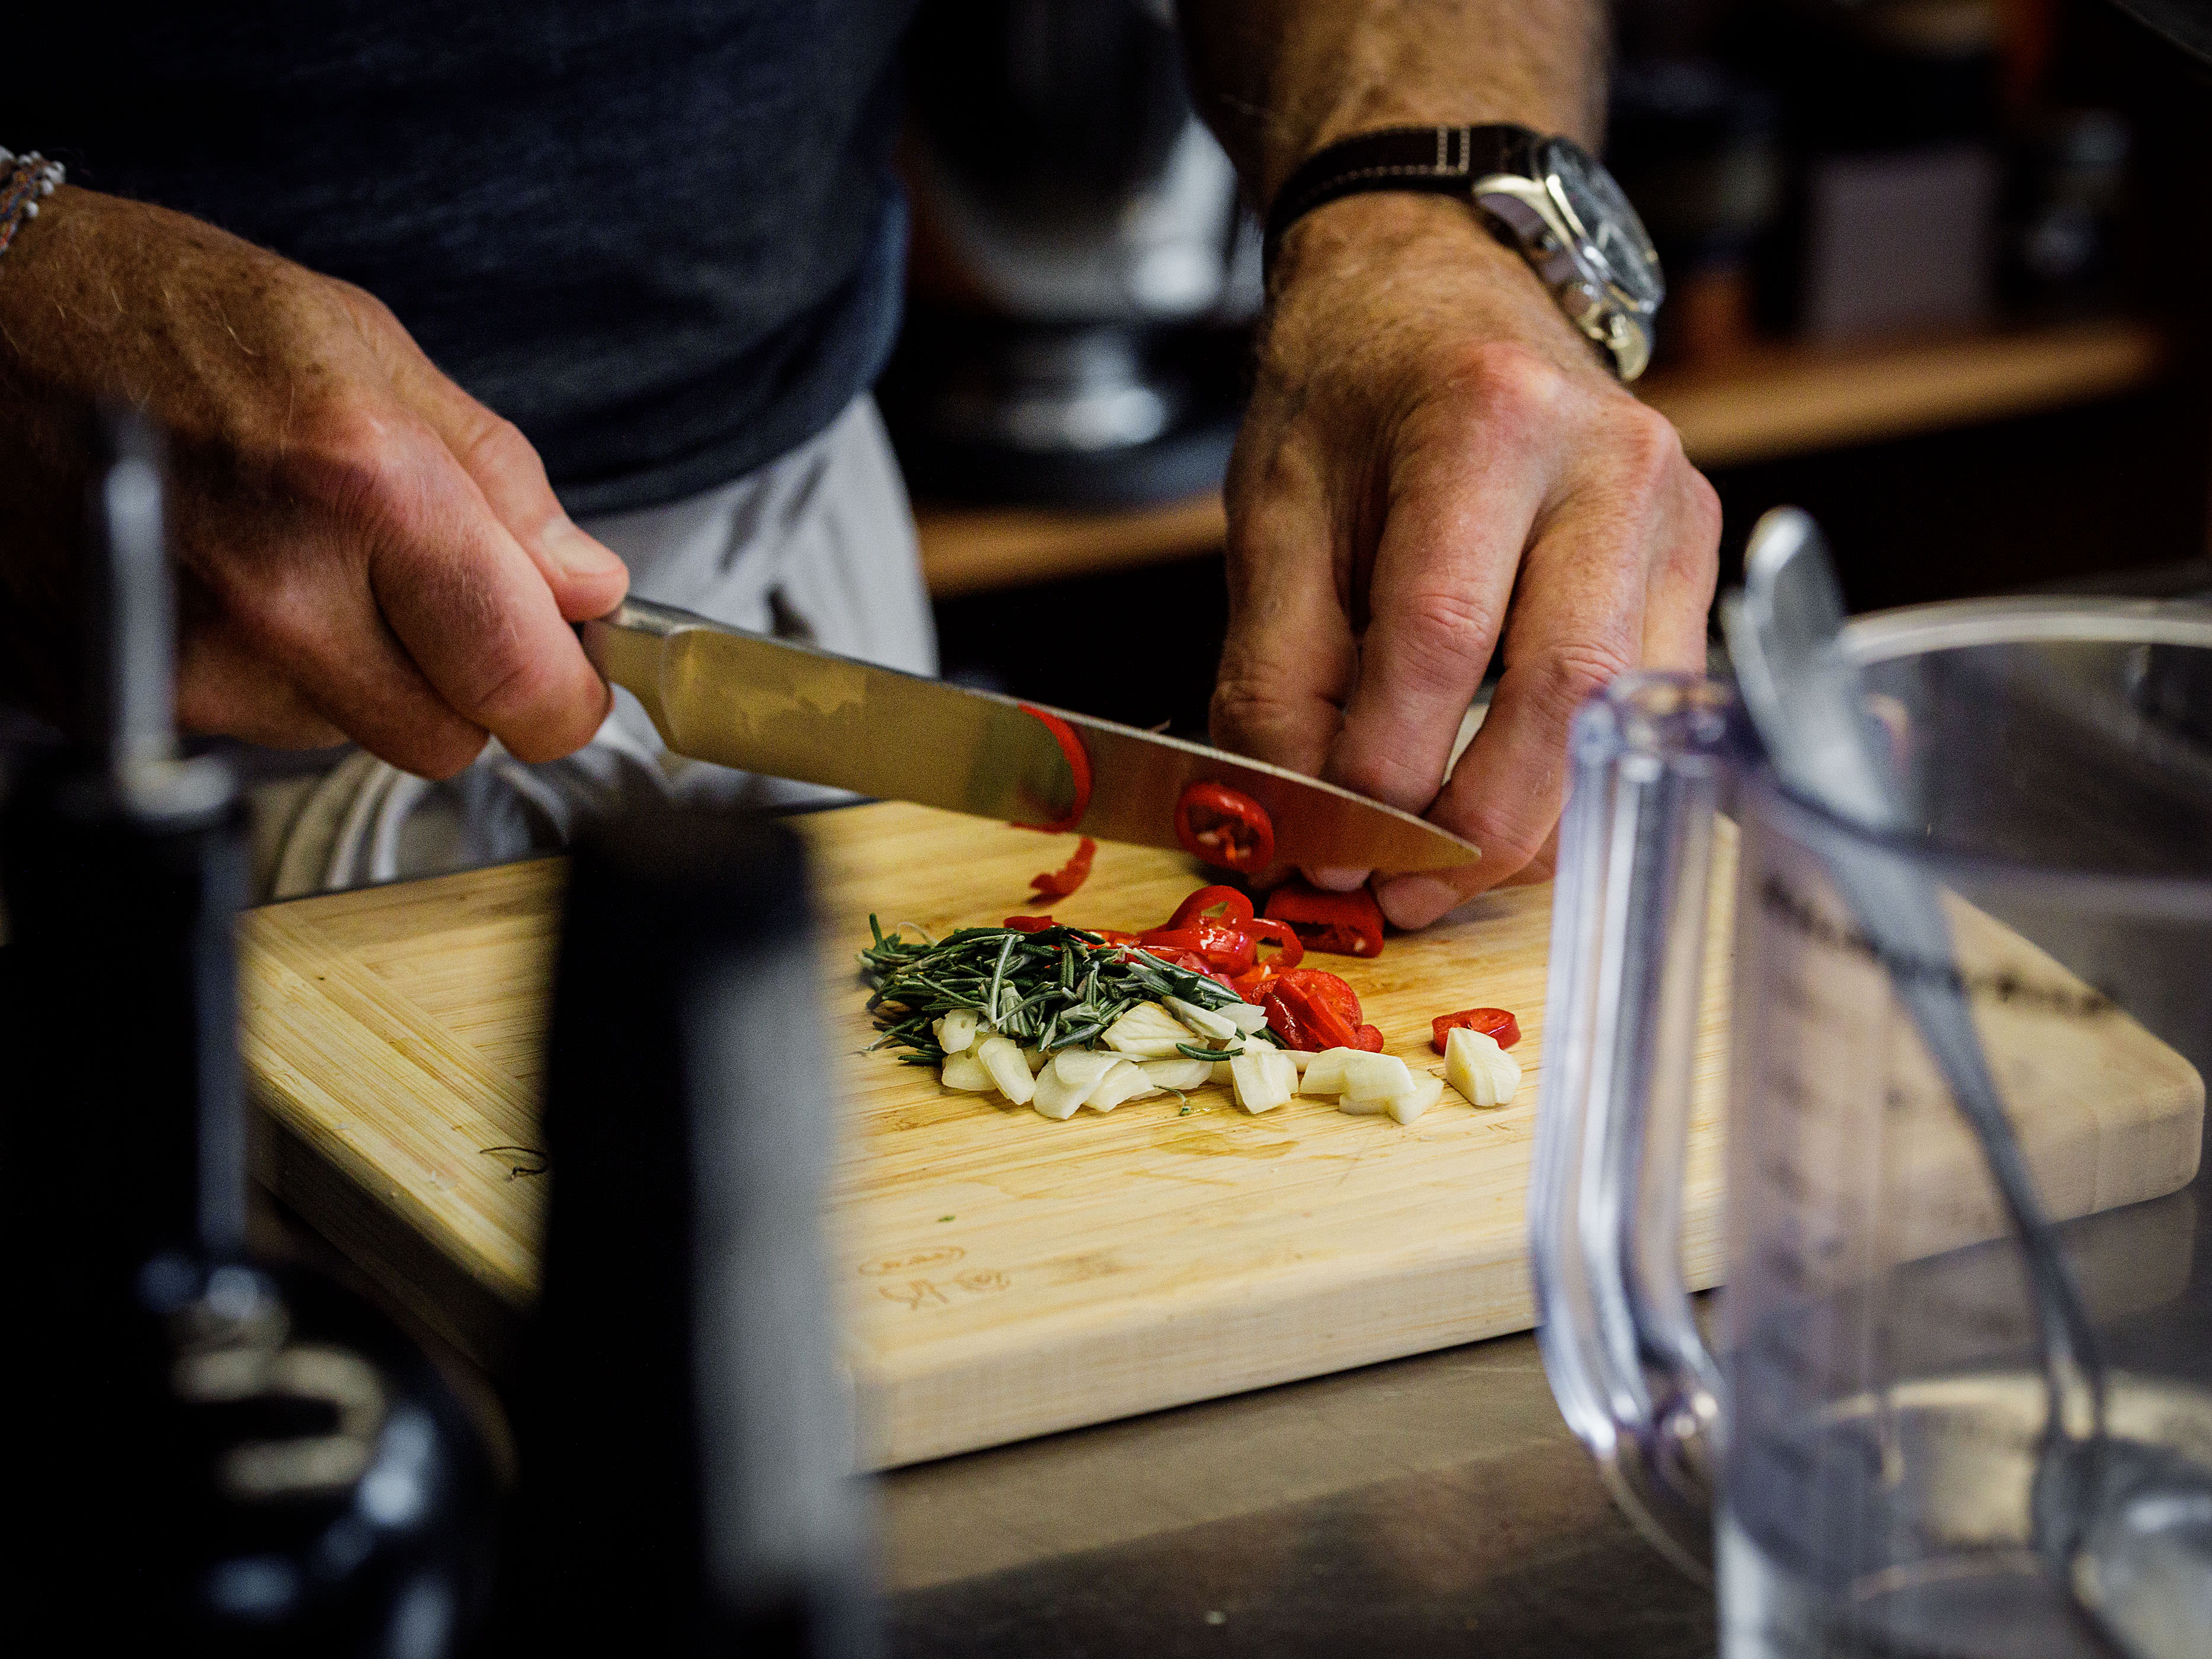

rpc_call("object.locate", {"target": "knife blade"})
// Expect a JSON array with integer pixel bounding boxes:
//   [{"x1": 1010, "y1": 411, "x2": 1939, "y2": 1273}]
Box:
[{"x1": 581, "y1": 598, "x2": 1480, "y2": 875}]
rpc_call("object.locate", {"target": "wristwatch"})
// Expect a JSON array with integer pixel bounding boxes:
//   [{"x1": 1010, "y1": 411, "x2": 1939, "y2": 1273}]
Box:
[{"x1": 1264, "y1": 124, "x2": 1664, "y2": 382}]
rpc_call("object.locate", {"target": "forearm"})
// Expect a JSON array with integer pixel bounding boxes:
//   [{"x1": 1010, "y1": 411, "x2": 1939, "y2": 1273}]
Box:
[{"x1": 1177, "y1": 0, "x2": 1607, "y2": 207}]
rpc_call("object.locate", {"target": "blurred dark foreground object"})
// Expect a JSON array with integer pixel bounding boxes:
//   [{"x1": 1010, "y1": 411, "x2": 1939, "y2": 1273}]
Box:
[
  {"x1": 2105, "y1": 0, "x2": 2212, "y2": 66},
  {"x1": 0, "y1": 410, "x2": 492, "y2": 1654},
  {"x1": 494, "y1": 805, "x2": 878, "y2": 1658}
]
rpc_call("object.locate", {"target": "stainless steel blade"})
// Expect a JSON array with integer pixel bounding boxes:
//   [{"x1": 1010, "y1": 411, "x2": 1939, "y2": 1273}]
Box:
[{"x1": 581, "y1": 598, "x2": 1480, "y2": 875}]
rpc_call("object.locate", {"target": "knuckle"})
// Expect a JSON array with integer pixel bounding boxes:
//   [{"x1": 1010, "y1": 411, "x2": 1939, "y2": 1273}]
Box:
[
  {"x1": 1208, "y1": 672, "x2": 1297, "y2": 749},
  {"x1": 1392, "y1": 585, "x2": 1500, "y2": 670},
  {"x1": 1332, "y1": 744, "x2": 1439, "y2": 815},
  {"x1": 1456, "y1": 786, "x2": 1563, "y2": 876},
  {"x1": 1609, "y1": 403, "x2": 1688, "y2": 494},
  {"x1": 452, "y1": 409, "x2": 545, "y2": 489},
  {"x1": 1456, "y1": 340, "x2": 1566, "y2": 420},
  {"x1": 288, "y1": 397, "x2": 433, "y2": 523},
  {"x1": 1525, "y1": 636, "x2": 1637, "y2": 724}
]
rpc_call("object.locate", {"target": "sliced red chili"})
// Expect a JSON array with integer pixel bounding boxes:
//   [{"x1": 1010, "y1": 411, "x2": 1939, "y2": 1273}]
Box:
[
  {"x1": 1231, "y1": 966, "x2": 1277, "y2": 1005},
  {"x1": 1141, "y1": 946, "x2": 1237, "y2": 991},
  {"x1": 1137, "y1": 920, "x2": 1257, "y2": 976},
  {"x1": 1270, "y1": 978, "x2": 1361, "y2": 1051},
  {"x1": 1261, "y1": 987, "x2": 1317, "y2": 1051},
  {"x1": 1166, "y1": 884, "x2": 1256, "y2": 931},
  {"x1": 1237, "y1": 916, "x2": 1304, "y2": 972},
  {"x1": 1354, "y1": 1023, "x2": 1386, "y2": 1053},
  {"x1": 1004, "y1": 914, "x2": 1057, "y2": 933},
  {"x1": 1264, "y1": 879, "x2": 1386, "y2": 958},
  {"x1": 1016, "y1": 704, "x2": 1093, "y2": 834},
  {"x1": 1173, "y1": 781, "x2": 1275, "y2": 873},
  {"x1": 1431, "y1": 1007, "x2": 1522, "y2": 1055},
  {"x1": 1273, "y1": 968, "x2": 1365, "y2": 1028},
  {"x1": 1029, "y1": 835, "x2": 1097, "y2": 901}
]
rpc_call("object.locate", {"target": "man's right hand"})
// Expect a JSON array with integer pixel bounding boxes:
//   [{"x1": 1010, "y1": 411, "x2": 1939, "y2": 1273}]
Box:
[{"x1": 0, "y1": 186, "x2": 627, "y2": 776}]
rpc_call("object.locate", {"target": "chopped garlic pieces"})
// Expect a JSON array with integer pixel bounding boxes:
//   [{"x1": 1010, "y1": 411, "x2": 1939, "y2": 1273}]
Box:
[
  {"x1": 1165, "y1": 996, "x2": 1242, "y2": 1043},
  {"x1": 936, "y1": 1007, "x2": 980, "y2": 1054},
  {"x1": 940, "y1": 1052, "x2": 994, "y2": 1093},
  {"x1": 1443, "y1": 1026, "x2": 1522, "y2": 1107},
  {"x1": 1029, "y1": 1066, "x2": 1090, "y2": 1120},
  {"x1": 976, "y1": 1035, "x2": 1036, "y2": 1106},
  {"x1": 1228, "y1": 1048, "x2": 1298, "y2": 1114},
  {"x1": 1139, "y1": 1056, "x2": 1212, "y2": 1090},
  {"x1": 1102, "y1": 1001, "x2": 1200, "y2": 1059},
  {"x1": 1086, "y1": 1059, "x2": 1160, "y2": 1113},
  {"x1": 1298, "y1": 1048, "x2": 1410, "y2": 1098}
]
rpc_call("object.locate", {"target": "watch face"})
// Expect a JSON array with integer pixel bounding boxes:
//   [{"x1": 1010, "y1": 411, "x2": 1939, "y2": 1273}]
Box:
[{"x1": 1539, "y1": 138, "x2": 1664, "y2": 313}]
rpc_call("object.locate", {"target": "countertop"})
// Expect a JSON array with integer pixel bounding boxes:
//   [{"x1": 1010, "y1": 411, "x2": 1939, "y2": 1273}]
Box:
[{"x1": 875, "y1": 1329, "x2": 1713, "y2": 1657}]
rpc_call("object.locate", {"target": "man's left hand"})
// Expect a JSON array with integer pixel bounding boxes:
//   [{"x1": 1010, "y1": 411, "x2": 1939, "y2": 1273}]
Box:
[{"x1": 1209, "y1": 191, "x2": 1721, "y2": 928}]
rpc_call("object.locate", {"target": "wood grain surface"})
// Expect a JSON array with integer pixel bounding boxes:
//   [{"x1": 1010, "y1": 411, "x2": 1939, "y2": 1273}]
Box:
[{"x1": 239, "y1": 802, "x2": 2201, "y2": 1468}]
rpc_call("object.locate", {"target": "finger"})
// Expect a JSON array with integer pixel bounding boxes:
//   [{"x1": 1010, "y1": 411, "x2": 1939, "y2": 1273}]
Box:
[
  {"x1": 363, "y1": 297, "x2": 629, "y2": 623},
  {"x1": 362, "y1": 447, "x2": 614, "y2": 766},
  {"x1": 1640, "y1": 470, "x2": 1723, "y2": 674},
  {"x1": 198, "y1": 555, "x2": 491, "y2": 776},
  {"x1": 176, "y1": 618, "x2": 348, "y2": 751},
  {"x1": 1377, "y1": 488, "x2": 1650, "y2": 929},
  {"x1": 1209, "y1": 437, "x2": 1358, "y2": 780},
  {"x1": 1323, "y1": 348, "x2": 1563, "y2": 817}
]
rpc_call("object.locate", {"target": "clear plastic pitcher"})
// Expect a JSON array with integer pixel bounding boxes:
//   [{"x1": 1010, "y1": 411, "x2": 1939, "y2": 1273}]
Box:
[{"x1": 1531, "y1": 598, "x2": 2212, "y2": 1657}]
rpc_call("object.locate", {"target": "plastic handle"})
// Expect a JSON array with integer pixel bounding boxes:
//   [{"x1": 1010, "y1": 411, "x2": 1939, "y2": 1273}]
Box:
[{"x1": 1529, "y1": 673, "x2": 1742, "y2": 1578}]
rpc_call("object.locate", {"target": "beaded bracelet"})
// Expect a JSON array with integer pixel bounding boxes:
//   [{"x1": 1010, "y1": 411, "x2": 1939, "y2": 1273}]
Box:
[{"x1": 0, "y1": 149, "x2": 65, "y2": 261}]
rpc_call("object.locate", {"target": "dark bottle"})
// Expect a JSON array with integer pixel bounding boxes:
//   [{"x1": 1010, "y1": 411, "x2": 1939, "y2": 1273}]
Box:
[
  {"x1": 0, "y1": 411, "x2": 492, "y2": 1654},
  {"x1": 495, "y1": 805, "x2": 877, "y2": 1657}
]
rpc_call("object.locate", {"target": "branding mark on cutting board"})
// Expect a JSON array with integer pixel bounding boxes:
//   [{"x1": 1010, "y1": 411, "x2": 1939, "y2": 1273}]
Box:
[
  {"x1": 878, "y1": 1267, "x2": 1011, "y2": 1311},
  {"x1": 480, "y1": 1145, "x2": 549, "y2": 1179},
  {"x1": 860, "y1": 1246, "x2": 965, "y2": 1276}
]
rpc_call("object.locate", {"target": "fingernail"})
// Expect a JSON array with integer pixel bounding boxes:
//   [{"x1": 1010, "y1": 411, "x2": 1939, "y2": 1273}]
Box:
[
  {"x1": 1303, "y1": 866, "x2": 1372, "y2": 891},
  {"x1": 1377, "y1": 875, "x2": 1462, "y2": 931},
  {"x1": 542, "y1": 515, "x2": 626, "y2": 581}
]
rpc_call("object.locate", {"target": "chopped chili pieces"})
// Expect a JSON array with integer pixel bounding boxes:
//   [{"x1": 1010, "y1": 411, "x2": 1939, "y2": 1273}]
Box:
[
  {"x1": 1431, "y1": 1007, "x2": 1521, "y2": 1055},
  {"x1": 1139, "y1": 946, "x2": 1237, "y2": 991},
  {"x1": 1238, "y1": 916, "x2": 1304, "y2": 971},
  {"x1": 1137, "y1": 920, "x2": 1257, "y2": 976},
  {"x1": 1265, "y1": 879, "x2": 1386, "y2": 957},
  {"x1": 1167, "y1": 884, "x2": 1256, "y2": 931},
  {"x1": 1016, "y1": 704, "x2": 1093, "y2": 834},
  {"x1": 1173, "y1": 781, "x2": 1275, "y2": 873},
  {"x1": 1003, "y1": 914, "x2": 1057, "y2": 933},
  {"x1": 1029, "y1": 835, "x2": 1097, "y2": 901},
  {"x1": 1260, "y1": 987, "x2": 1315, "y2": 1051},
  {"x1": 1263, "y1": 968, "x2": 1370, "y2": 1052}
]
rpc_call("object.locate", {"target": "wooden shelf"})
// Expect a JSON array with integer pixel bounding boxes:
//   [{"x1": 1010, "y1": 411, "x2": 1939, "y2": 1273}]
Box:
[
  {"x1": 915, "y1": 317, "x2": 2171, "y2": 598},
  {"x1": 1644, "y1": 316, "x2": 2168, "y2": 469}
]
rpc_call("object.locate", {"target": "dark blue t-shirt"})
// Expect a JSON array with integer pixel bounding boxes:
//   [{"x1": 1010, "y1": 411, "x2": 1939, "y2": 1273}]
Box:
[{"x1": 15, "y1": 4, "x2": 917, "y2": 514}]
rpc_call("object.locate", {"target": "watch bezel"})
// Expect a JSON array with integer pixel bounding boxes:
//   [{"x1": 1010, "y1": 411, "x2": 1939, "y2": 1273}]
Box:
[
  {"x1": 1535, "y1": 137, "x2": 1665, "y2": 321},
  {"x1": 1469, "y1": 140, "x2": 1662, "y2": 382}
]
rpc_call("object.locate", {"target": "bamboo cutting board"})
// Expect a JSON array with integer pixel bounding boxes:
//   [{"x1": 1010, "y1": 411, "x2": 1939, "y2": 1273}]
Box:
[{"x1": 239, "y1": 802, "x2": 2203, "y2": 1468}]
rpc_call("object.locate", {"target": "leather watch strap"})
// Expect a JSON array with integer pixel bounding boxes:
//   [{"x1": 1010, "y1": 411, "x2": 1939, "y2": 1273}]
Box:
[{"x1": 1263, "y1": 124, "x2": 1530, "y2": 274}]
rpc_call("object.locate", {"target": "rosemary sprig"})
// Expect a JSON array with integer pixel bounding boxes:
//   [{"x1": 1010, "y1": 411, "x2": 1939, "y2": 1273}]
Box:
[{"x1": 858, "y1": 918, "x2": 1279, "y2": 1060}]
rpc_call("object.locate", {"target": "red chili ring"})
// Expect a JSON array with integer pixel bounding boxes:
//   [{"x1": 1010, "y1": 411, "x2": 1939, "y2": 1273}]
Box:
[{"x1": 1017, "y1": 703, "x2": 1093, "y2": 834}]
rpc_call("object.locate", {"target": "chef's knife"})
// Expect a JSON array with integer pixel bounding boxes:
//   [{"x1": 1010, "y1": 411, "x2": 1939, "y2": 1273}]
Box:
[{"x1": 581, "y1": 598, "x2": 1480, "y2": 875}]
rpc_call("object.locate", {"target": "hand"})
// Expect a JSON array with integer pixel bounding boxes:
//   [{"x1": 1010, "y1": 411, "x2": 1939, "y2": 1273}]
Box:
[
  {"x1": 0, "y1": 187, "x2": 627, "y2": 776},
  {"x1": 1210, "y1": 193, "x2": 1720, "y2": 927}
]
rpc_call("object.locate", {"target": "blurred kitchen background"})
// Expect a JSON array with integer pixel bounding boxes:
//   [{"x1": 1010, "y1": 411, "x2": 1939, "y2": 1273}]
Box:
[{"x1": 889, "y1": 0, "x2": 2212, "y2": 736}]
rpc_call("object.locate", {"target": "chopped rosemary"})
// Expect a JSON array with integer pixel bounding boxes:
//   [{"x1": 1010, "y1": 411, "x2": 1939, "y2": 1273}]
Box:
[{"x1": 858, "y1": 918, "x2": 1280, "y2": 1062}]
